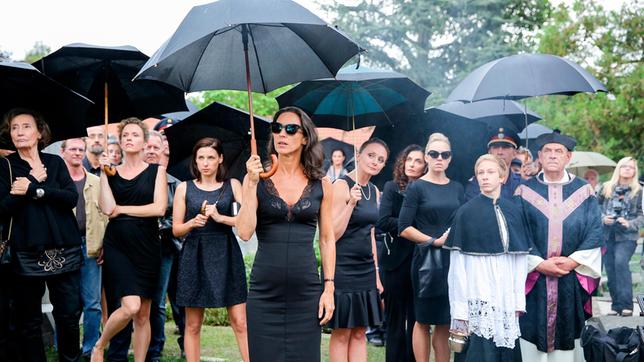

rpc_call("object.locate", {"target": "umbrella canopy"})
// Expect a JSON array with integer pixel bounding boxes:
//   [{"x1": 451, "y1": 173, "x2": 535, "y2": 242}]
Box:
[
  {"x1": 276, "y1": 64, "x2": 430, "y2": 129},
  {"x1": 164, "y1": 102, "x2": 272, "y2": 181},
  {"x1": 567, "y1": 151, "x2": 616, "y2": 176},
  {"x1": 32, "y1": 43, "x2": 187, "y2": 124},
  {"x1": 0, "y1": 61, "x2": 94, "y2": 148},
  {"x1": 160, "y1": 99, "x2": 199, "y2": 123},
  {"x1": 134, "y1": 0, "x2": 362, "y2": 93},
  {"x1": 446, "y1": 53, "x2": 607, "y2": 102},
  {"x1": 518, "y1": 123, "x2": 553, "y2": 158},
  {"x1": 321, "y1": 138, "x2": 355, "y2": 171},
  {"x1": 427, "y1": 100, "x2": 541, "y2": 131}
]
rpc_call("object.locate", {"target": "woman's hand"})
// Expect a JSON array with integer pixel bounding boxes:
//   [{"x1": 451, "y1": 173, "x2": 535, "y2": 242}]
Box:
[
  {"x1": 96, "y1": 248, "x2": 104, "y2": 265},
  {"x1": 10, "y1": 177, "x2": 30, "y2": 195},
  {"x1": 376, "y1": 273, "x2": 384, "y2": 295},
  {"x1": 191, "y1": 214, "x2": 209, "y2": 229},
  {"x1": 109, "y1": 205, "x2": 121, "y2": 219},
  {"x1": 205, "y1": 204, "x2": 223, "y2": 223},
  {"x1": 29, "y1": 164, "x2": 47, "y2": 182},
  {"x1": 348, "y1": 183, "x2": 362, "y2": 206},
  {"x1": 603, "y1": 216, "x2": 615, "y2": 225},
  {"x1": 99, "y1": 151, "x2": 111, "y2": 167},
  {"x1": 246, "y1": 155, "x2": 263, "y2": 185},
  {"x1": 318, "y1": 287, "x2": 335, "y2": 325},
  {"x1": 616, "y1": 217, "x2": 630, "y2": 228}
]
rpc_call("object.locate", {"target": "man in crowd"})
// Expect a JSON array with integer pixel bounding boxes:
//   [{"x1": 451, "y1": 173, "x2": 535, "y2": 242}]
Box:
[
  {"x1": 465, "y1": 127, "x2": 522, "y2": 200},
  {"x1": 60, "y1": 138, "x2": 108, "y2": 360},
  {"x1": 107, "y1": 135, "x2": 123, "y2": 166},
  {"x1": 515, "y1": 131, "x2": 602, "y2": 361},
  {"x1": 84, "y1": 126, "x2": 106, "y2": 176}
]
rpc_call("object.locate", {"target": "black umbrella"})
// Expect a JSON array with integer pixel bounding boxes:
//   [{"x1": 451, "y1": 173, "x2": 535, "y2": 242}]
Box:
[
  {"x1": 160, "y1": 100, "x2": 199, "y2": 123},
  {"x1": 446, "y1": 53, "x2": 607, "y2": 102},
  {"x1": 134, "y1": 0, "x2": 363, "y2": 178},
  {"x1": 0, "y1": 61, "x2": 94, "y2": 148},
  {"x1": 164, "y1": 102, "x2": 272, "y2": 182},
  {"x1": 320, "y1": 138, "x2": 355, "y2": 172},
  {"x1": 277, "y1": 64, "x2": 430, "y2": 130},
  {"x1": 427, "y1": 100, "x2": 541, "y2": 131}
]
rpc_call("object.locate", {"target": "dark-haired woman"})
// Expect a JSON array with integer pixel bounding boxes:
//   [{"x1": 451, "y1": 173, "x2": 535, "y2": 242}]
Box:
[
  {"x1": 376, "y1": 144, "x2": 426, "y2": 362},
  {"x1": 329, "y1": 138, "x2": 389, "y2": 362},
  {"x1": 326, "y1": 148, "x2": 348, "y2": 182},
  {"x1": 237, "y1": 107, "x2": 335, "y2": 362},
  {"x1": 0, "y1": 109, "x2": 83, "y2": 362},
  {"x1": 172, "y1": 138, "x2": 248, "y2": 362}
]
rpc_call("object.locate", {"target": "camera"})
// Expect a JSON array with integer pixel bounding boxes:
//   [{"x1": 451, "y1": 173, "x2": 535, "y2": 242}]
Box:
[{"x1": 609, "y1": 185, "x2": 630, "y2": 218}]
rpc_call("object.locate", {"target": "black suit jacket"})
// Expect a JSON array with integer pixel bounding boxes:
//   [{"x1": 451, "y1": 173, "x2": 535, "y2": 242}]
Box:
[{"x1": 377, "y1": 181, "x2": 415, "y2": 270}]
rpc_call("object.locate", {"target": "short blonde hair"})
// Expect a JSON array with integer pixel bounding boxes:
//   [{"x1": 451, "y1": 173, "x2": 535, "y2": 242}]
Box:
[
  {"x1": 117, "y1": 117, "x2": 149, "y2": 142},
  {"x1": 475, "y1": 154, "x2": 508, "y2": 180},
  {"x1": 425, "y1": 132, "x2": 451, "y2": 154}
]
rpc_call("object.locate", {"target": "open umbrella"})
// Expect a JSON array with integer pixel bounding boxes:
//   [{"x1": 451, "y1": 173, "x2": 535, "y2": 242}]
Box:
[
  {"x1": 0, "y1": 61, "x2": 94, "y2": 148},
  {"x1": 518, "y1": 123, "x2": 553, "y2": 157},
  {"x1": 164, "y1": 102, "x2": 272, "y2": 182},
  {"x1": 277, "y1": 64, "x2": 430, "y2": 130},
  {"x1": 134, "y1": 0, "x2": 363, "y2": 179},
  {"x1": 320, "y1": 138, "x2": 355, "y2": 172},
  {"x1": 427, "y1": 100, "x2": 541, "y2": 131},
  {"x1": 567, "y1": 151, "x2": 616, "y2": 176}
]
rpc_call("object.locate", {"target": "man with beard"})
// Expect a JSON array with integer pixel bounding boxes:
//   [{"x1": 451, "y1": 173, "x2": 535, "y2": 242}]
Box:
[{"x1": 83, "y1": 126, "x2": 107, "y2": 176}]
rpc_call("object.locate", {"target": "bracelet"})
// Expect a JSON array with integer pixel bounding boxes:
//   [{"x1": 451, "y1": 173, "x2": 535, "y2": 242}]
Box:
[
  {"x1": 324, "y1": 278, "x2": 334, "y2": 283},
  {"x1": 375, "y1": 266, "x2": 380, "y2": 270}
]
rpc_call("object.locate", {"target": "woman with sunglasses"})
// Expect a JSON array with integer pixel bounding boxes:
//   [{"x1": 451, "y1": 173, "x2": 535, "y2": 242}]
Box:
[
  {"x1": 237, "y1": 107, "x2": 335, "y2": 362},
  {"x1": 172, "y1": 137, "x2": 248, "y2": 362},
  {"x1": 376, "y1": 144, "x2": 427, "y2": 362},
  {"x1": 398, "y1": 133, "x2": 464, "y2": 362},
  {"x1": 328, "y1": 137, "x2": 389, "y2": 362}
]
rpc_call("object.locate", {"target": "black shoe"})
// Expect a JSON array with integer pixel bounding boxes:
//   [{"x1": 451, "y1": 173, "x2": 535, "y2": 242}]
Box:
[{"x1": 367, "y1": 334, "x2": 385, "y2": 347}]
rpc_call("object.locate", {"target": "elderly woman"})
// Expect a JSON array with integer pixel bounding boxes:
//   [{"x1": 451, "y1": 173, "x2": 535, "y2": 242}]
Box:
[
  {"x1": 0, "y1": 108, "x2": 83, "y2": 362},
  {"x1": 92, "y1": 118, "x2": 167, "y2": 362},
  {"x1": 445, "y1": 154, "x2": 530, "y2": 361}
]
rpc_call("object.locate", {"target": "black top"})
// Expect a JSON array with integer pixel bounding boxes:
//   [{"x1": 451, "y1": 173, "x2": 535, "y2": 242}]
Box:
[
  {"x1": 376, "y1": 180, "x2": 415, "y2": 270},
  {"x1": 398, "y1": 179, "x2": 464, "y2": 238},
  {"x1": 0, "y1": 152, "x2": 81, "y2": 252},
  {"x1": 444, "y1": 194, "x2": 532, "y2": 255},
  {"x1": 185, "y1": 179, "x2": 234, "y2": 235}
]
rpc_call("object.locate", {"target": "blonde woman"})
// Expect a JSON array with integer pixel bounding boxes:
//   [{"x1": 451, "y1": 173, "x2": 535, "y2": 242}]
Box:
[
  {"x1": 398, "y1": 133, "x2": 464, "y2": 362},
  {"x1": 597, "y1": 157, "x2": 643, "y2": 316}
]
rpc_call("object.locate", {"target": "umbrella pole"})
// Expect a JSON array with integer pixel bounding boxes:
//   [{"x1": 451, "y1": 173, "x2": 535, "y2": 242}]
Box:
[
  {"x1": 103, "y1": 82, "x2": 116, "y2": 176},
  {"x1": 242, "y1": 24, "x2": 277, "y2": 178},
  {"x1": 523, "y1": 100, "x2": 529, "y2": 149}
]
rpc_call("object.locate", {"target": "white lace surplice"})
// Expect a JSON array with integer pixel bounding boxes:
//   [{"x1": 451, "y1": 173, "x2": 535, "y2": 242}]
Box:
[{"x1": 448, "y1": 250, "x2": 528, "y2": 348}]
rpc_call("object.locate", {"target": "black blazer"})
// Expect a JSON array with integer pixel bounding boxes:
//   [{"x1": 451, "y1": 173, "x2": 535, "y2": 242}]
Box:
[{"x1": 377, "y1": 181, "x2": 416, "y2": 270}]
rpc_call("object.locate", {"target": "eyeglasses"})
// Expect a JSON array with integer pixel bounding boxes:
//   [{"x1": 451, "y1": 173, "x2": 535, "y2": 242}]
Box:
[
  {"x1": 427, "y1": 150, "x2": 451, "y2": 159},
  {"x1": 66, "y1": 147, "x2": 85, "y2": 153},
  {"x1": 271, "y1": 122, "x2": 303, "y2": 135}
]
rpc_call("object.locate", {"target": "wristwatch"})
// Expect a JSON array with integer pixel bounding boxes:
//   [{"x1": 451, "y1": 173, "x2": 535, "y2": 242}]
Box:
[{"x1": 35, "y1": 188, "x2": 45, "y2": 199}]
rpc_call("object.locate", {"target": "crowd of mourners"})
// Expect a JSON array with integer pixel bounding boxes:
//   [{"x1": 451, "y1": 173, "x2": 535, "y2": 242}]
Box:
[{"x1": 0, "y1": 106, "x2": 642, "y2": 362}]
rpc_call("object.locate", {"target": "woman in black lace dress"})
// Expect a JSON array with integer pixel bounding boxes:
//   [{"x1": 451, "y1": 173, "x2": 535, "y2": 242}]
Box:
[
  {"x1": 236, "y1": 107, "x2": 335, "y2": 362},
  {"x1": 329, "y1": 138, "x2": 390, "y2": 362},
  {"x1": 173, "y1": 138, "x2": 248, "y2": 362}
]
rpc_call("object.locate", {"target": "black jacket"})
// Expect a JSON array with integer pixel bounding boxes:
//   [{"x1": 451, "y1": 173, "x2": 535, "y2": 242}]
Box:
[
  {"x1": 0, "y1": 152, "x2": 81, "y2": 252},
  {"x1": 376, "y1": 181, "x2": 416, "y2": 270}
]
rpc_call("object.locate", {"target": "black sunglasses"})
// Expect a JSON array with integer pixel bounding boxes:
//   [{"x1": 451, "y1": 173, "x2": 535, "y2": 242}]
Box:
[
  {"x1": 271, "y1": 122, "x2": 303, "y2": 135},
  {"x1": 427, "y1": 150, "x2": 452, "y2": 159}
]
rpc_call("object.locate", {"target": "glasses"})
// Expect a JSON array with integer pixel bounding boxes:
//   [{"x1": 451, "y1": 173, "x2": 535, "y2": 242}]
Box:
[
  {"x1": 271, "y1": 122, "x2": 303, "y2": 135},
  {"x1": 66, "y1": 147, "x2": 85, "y2": 153},
  {"x1": 427, "y1": 150, "x2": 451, "y2": 159}
]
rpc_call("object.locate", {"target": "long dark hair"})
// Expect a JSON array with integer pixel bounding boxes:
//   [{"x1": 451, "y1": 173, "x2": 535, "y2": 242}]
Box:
[
  {"x1": 393, "y1": 144, "x2": 425, "y2": 191},
  {"x1": 268, "y1": 106, "x2": 325, "y2": 180},
  {"x1": 0, "y1": 108, "x2": 52, "y2": 149},
  {"x1": 190, "y1": 137, "x2": 226, "y2": 182}
]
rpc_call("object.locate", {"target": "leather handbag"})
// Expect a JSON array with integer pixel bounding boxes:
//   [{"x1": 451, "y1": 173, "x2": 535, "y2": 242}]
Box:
[
  {"x1": 413, "y1": 242, "x2": 448, "y2": 298},
  {"x1": 0, "y1": 157, "x2": 13, "y2": 265}
]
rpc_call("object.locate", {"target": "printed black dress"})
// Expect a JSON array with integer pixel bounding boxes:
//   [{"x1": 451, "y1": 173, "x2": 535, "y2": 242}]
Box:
[
  {"x1": 327, "y1": 175, "x2": 383, "y2": 329},
  {"x1": 103, "y1": 164, "x2": 161, "y2": 300},
  {"x1": 176, "y1": 179, "x2": 247, "y2": 308},
  {"x1": 246, "y1": 178, "x2": 324, "y2": 362}
]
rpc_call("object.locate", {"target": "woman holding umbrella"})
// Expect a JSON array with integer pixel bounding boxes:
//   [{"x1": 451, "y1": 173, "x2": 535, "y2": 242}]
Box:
[
  {"x1": 172, "y1": 137, "x2": 248, "y2": 362},
  {"x1": 92, "y1": 118, "x2": 167, "y2": 362},
  {"x1": 237, "y1": 107, "x2": 335, "y2": 362}
]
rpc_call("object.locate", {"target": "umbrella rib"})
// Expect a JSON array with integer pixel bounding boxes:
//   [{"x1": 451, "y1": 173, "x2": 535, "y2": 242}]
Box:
[
  {"x1": 186, "y1": 33, "x2": 218, "y2": 91},
  {"x1": 248, "y1": 25, "x2": 268, "y2": 93}
]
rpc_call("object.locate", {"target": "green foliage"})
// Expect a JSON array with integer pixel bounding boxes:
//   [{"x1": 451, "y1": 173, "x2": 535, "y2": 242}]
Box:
[
  {"x1": 529, "y1": 0, "x2": 643, "y2": 163},
  {"x1": 319, "y1": 0, "x2": 552, "y2": 104},
  {"x1": 23, "y1": 41, "x2": 50, "y2": 64},
  {"x1": 189, "y1": 85, "x2": 293, "y2": 117}
]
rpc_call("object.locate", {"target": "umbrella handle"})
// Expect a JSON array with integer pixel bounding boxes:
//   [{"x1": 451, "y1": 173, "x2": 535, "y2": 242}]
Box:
[
  {"x1": 251, "y1": 139, "x2": 278, "y2": 179},
  {"x1": 103, "y1": 165, "x2": 116, "y2": 176}
]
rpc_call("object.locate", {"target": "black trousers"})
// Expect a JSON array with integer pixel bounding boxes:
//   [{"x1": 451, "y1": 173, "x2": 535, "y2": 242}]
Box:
[
  {"x1": 0, "y1": 264, "x2": 18, "y2": 361},
  {"x1": 383, "y1": 255, "x2": 415, "y2": 362},
  {"x1": 13, "y1": 269, "x2": 82, "y2": 362}
]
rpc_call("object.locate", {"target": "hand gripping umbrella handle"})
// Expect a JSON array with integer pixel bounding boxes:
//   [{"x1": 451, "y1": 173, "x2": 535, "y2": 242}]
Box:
[
  {"x1": 251, "y1": 138, "x2": 278, "y2": 179},
  {"x1": 103, "y1": 165, "x2": 116, "y2": 176}
]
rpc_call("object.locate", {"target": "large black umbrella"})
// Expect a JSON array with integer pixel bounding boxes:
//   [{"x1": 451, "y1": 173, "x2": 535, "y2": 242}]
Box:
[
  {"x1": 134, "y1": 0, "x2": 362, "y2": 178},
  {"x1": 0, "y1": 61, "x2": 94, "y2": 148},
  {"x1": 164, "y1": 102, "x2": 272, "y2": 182},
  {"x1": 32, "y1": 43, "x2": 188, "y2": 124},
  {"x1": 446, "y1": 53, "x2": 607, "y2": 102},
  {"x1": 276, "y1": 64, "x2": 430, "y2": 130},
  {"x1": 427, "y1": 100, "x2": 541, "y2": 131},
  {"x1": 320, "y1": 138, "x2": 355, "y2": 172}
]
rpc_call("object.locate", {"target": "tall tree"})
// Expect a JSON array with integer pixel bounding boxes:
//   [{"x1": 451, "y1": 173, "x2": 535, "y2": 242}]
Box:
[
  {"x1": 320, "y1": 0, "x2": 551, "y2": 104},
  {"x1": 23, "y1": 41, "x2": 51, "y2": 64}
]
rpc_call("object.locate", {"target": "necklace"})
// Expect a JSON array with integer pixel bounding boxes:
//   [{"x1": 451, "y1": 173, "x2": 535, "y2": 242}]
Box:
[{"x1": 359, "y1": 182, "x2": 371, "y2": 201}]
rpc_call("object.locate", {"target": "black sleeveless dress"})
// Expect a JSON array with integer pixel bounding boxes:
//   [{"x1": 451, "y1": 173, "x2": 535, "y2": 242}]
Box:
[
  {"x1": 247, "y1": 178, "x2": 323, "y2": 362},
  {"x1": 327, "y1": 175, "x2": 383, "y2": 329},
  {"x1": 103, "y1": 164, "x2": 161, "y2": 300},
  {"x1": 176, "y1": 179, "x2": 247, "y2": 308}
]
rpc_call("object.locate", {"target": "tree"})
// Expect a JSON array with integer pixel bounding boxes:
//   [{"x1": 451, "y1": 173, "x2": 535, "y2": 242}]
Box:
[
  {"x1": 528, "y1": 0, "x2": 643, "y2": 163},
  {"x1": 23, "y1": 41, "x2": 51, "y2": 64},
  {"x1": 189, "y1": 86, "x2": 292, "y2": 117},
  {"x1": 319, "y1": 0, "x2": 551, "y2": 104}
]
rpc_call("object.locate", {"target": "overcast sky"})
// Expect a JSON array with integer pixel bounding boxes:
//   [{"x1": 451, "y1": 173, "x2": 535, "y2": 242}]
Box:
[{"x1": 0, "y1": 0, "x2": 626, "y2": 61}]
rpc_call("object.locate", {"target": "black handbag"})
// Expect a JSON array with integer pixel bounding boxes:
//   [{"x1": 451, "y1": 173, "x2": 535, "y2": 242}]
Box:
[
  {"x1": 581, "y1": 324, "x2": 641, "y2": 362},
  {"x1": 413, "y1": 243, "x2": 448, "y2": 298},
  {"x1": 0, "y1": 157, "x2": 13, "y2": 265},
  {"x1": 13, "y1": 245, "x2": 83, "y2": 276}
]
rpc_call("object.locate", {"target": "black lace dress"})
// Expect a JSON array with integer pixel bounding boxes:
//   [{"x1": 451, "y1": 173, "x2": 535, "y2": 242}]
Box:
[{"x1": 246, "y1": 178, "x2": 323, "y2": 362}]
